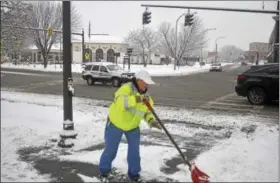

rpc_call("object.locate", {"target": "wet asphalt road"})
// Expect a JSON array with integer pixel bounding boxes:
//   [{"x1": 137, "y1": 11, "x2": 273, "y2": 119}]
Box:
[{"x1": 1, "y1": 64, "x2": 249, "y2": 108}]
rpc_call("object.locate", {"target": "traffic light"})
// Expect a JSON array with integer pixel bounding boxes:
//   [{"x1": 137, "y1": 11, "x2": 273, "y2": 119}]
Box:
[
  {"x1": 184, "y1": 13, "x2": 194, "y2": 26},
  {"x1": 142, "y1": 9, "x2": 151, "y2": 25},
  {"x1": 127, "y1": 48, "x2": 133, "y2": 55}
]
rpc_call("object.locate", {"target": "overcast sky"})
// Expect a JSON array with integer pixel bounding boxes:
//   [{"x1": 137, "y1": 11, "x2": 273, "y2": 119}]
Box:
[{"x1": 73, "y1": 1, "x2": 278, "y2": 52}]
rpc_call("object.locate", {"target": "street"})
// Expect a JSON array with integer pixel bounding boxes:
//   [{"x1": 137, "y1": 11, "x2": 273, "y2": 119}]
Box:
[
  {"x1": 1, "y1": 63, "x2": 278, "y2": 117},
  {"x1": 1, "y1": 63, "x2": 279, "y2": 182}
]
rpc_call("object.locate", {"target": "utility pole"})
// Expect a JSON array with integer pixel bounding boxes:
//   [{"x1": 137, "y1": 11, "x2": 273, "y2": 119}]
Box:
[
  {"x1": 58, "y1": 1, "x2": 77, "y2": 148},
  {"x1": 0, "y1": 1, "x2": 2, "y2": 59},
  {"x1": 82, "y1": 29, "x2": 85, "y2": 63},
  {"x1": 215, "y1": 37, "x2": 226, "y2": 63},
  {"x1": 200, "y1": 28, "x2": 216, "y2": 64},
  {"x1": 272, "y1": 1, "x2": 279, "y2": 63}
]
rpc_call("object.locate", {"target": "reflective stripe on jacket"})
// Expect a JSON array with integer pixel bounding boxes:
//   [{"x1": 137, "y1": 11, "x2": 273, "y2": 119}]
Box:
[{"x1": 108, "y1": 82, "x2": 155, "y2": 131}]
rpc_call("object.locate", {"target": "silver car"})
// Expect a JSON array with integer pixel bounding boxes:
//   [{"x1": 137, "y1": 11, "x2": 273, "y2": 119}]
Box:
[
  {"x1": 209, "y1": 63, "x2": 222, "y2": 72},
  {"x1": 81, "y1": 62, "x2": 135, "y2": 87}
]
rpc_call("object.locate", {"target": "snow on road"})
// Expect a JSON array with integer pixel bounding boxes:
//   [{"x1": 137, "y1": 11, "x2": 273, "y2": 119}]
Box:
[
  {"x1": 1, "y1": 90, "x2": 278, "y2": 182},
  {"x1": 1, "y1": 62, "x2": 233, "y2": 77}
]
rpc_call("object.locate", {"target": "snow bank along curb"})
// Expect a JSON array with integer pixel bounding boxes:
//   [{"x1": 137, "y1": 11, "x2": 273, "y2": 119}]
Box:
[{"x1": 1, "y1": 63, "x2": 234, "y2": 77}]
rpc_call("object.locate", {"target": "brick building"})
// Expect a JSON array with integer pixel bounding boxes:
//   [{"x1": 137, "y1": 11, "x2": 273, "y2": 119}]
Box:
[{"x1": 244, "y1": 42, "x2": 270, "y2": 63}]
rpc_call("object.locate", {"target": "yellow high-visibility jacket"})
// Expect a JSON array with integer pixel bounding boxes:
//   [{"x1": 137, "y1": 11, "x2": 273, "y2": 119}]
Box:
[{"x1": 108, "y1": 82, "x2": 155, "y2": 131}]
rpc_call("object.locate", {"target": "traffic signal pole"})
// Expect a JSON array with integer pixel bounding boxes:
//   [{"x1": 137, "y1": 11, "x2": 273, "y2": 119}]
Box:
[
  {"x1": 174, "y1": 12, "x2": 191, "y2": 71},
  {"x1": 141, "y1": 4, "x2": 279, "y2": 14},
  {"x1": 1, "y1": 26, "x2": 85, "y2": 65},
  {"x1": 141, "y1": 4, "x2": 279, "y2": 63}
]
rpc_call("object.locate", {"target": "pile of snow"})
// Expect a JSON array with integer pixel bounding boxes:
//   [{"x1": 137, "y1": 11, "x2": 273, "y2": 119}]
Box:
[
  {"x1": 195, "y1": 126, "x2": 279, "y2": 182},
  {"x1": 1, "y1": 62, "x2": 233, "y2": 77},
  {"x1": 1, "y1": 90, "x2": 278, "y2": 182}
]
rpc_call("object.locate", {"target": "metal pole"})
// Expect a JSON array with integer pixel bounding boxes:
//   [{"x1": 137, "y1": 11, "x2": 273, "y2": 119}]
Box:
[
  {"x1": 58, "y1": 1, "x2": 77, "y2": 148},
  {"x1": 59, "y1": 35, "x2": 61, "y2": 64},
  {"x1": 215, "y1": 43, "x2": 218, "y2": 63},
  {"x1": 62, "y1": 1, "x2": 73, "y2": 123},
  {"x1": 128, "y1": 55, "x2": 131, "y2": 70},
  {"x1": 2, "y1": 25, "x2": 83, "y2": 36},
  {"x1": 0, "y1": 1, "x2": 2, "y2": 59},
  {"x1": 141, "y1": 4, "x2": 279, "y2": 14},
  {"x1": 175, "y1": 12, "x2": 188, "y2": 71},
  {"x1": 82, "y1": 29, "x2": 85, "y2": 63},
  {"x1": 273, "y1": 1, "x2": 279, "y2": 63},
  {"x1": 200, "y1": 28, "x2": 216, "y2": 64},
  {"x1": 215, "y1": 37, "x2": 226, "y2": 63}
]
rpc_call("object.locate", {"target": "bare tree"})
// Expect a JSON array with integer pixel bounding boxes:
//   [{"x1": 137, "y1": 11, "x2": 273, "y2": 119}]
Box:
[
  {"x1": 158, "y1": 17, "x2": 206, "y2": 70},
  {"x1": 124, "y1": 27, "x2": 159, "y2": 67},
  {"x1": 27, "y1": 1, "x2": 81, "y2": 68},
  {"x1": 219, "y1": 45, "x2": 244, "y2": 62},
  {"x1": 1, "y1": 1, "x2": 31, "y2": 58}
]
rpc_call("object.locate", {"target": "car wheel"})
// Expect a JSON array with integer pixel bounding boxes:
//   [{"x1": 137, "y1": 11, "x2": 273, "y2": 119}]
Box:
[
  {"x1": 87, "y1": 77, "x2": 95, "y2": 85},
  {"x1": 112, "y1": 77, "x2": 121, "y2": 87},
  {"x1": 247, "y1": 87, "x2": 266, "y2": 105}
]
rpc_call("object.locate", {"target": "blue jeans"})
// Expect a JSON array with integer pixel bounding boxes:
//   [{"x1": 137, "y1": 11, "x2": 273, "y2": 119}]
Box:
[{"x1": 99, "y1": 120, "x2": 141, "y2": 179}]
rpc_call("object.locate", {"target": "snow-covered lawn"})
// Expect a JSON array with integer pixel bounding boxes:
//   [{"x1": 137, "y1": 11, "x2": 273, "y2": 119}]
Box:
[
  {"x1": 1, "y1": 90, "x2": 278, "y2": 182},
  {"x1": 1, "y1": 62, "x2": 233, "y2": 77}
]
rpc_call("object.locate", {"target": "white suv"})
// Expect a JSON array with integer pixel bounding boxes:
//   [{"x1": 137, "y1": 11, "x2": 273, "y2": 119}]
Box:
[{"x1": 81, "y1": 62, "x2": 135, "y2": 87}]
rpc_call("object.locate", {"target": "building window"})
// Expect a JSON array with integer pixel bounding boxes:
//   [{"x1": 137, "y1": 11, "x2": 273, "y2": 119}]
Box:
[
  {"x1": 107, "y1": 49, "x2": 115, "y2": 63},
  {"x1": 96, "y1": 48, "x2": 103, "y2": 61}
]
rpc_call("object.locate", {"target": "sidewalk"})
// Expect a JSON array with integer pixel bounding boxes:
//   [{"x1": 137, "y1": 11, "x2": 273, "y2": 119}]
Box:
[{"x1": 1, "y1": 90, "x2": 278, "y2": 182}]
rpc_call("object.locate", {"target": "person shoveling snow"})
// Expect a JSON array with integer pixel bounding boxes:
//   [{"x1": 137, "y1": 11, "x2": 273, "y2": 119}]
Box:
[
  {"x1": 98, "y1": 70, "x2": 162, "y2": 183},
  {"x1": 98, "y1": 69, "x2": 209, "y2": 183}
]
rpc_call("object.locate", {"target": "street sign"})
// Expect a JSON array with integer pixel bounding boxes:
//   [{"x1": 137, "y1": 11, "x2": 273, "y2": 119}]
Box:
[
  {"x1": 47, "y1": 28, "x2": 53, "y2": 36},
  {"x1": 115, "y1": 52, "x2": 120, "y2": 57}
]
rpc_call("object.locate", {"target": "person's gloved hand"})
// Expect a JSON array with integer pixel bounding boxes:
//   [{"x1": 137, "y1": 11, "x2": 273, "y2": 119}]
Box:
[
  {"x1": 149, "y1": 120, "x2": 162, "y2": 130},
  {"x1": 135, "y1": 95, "x2": 150, "y2": 103}
]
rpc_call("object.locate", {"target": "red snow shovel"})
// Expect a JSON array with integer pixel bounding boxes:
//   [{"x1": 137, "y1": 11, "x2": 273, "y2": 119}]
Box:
[{"x1": 144, "y1": 101, "x2": 210, "y2": 183}]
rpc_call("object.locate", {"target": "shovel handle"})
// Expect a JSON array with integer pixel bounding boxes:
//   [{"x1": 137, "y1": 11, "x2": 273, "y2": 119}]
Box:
[{"x1": 144, "y1": 101, "x2": 192, "y2": 169}]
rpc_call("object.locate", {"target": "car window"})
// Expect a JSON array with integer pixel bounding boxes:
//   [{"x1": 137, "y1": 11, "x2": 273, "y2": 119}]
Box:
[
  {"x1": 84, "y1": 65, "x2": 92, "y2": 71},
  {"x1": 266, "y1": 66, "x2": 279, "y2": 75},
  {"x1": 250, "y1": 65, "x2": 279, "y2": 75},
  {"x1": 248, "y1": 66, "x2": 272, "y2": 74},
  {"x1": 92, "y1": 65, "x2": 100, "y2": 71},
  {"x1": 100, "y1": 66, "x2": 108, "y2": 72}
]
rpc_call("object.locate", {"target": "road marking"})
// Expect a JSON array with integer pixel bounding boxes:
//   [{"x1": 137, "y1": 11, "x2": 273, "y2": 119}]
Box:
[
  {"x1": 199, "y1": 92, "x2": 264, "y2": 113},
  {"x1": 1, "y1": 71, "x2": 45, "y2": 76}
]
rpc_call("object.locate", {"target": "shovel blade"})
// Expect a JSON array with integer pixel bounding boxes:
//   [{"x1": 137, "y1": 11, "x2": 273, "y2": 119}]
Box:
[{"x1": 190, "y1": 163, "x2": 210, "y2": 183}]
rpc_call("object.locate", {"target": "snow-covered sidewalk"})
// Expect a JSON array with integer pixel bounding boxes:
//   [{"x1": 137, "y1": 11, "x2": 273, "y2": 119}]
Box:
[
  {"x1": 1, "y1": 62, "x2": 233, "y2": 77},
  {"x1": 1, "y1": 90, "x2": 278, "y2": 182}
]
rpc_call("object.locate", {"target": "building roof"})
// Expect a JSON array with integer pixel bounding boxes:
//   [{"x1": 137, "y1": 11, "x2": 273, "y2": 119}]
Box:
[
  {"x1": 72, "y1": 34, "x2": 125, "y2": 44},
  {"x1": 24, "y1": 34, "x2": 125, "y2": 51},
  {"x1": 25, "y1": 43, "x2": 62, "y2": 51}
]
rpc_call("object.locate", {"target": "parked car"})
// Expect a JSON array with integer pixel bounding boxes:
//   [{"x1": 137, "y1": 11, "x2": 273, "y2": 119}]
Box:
[
  {"x1": 209, "y1": 63, "x2": 222, "y2": 72},
  {"x1": 235, "y1": 63, "x2": 279, "y2": 105},
  {"x1": 81, "y1": 62, "x2": 135, "y2": 87}
]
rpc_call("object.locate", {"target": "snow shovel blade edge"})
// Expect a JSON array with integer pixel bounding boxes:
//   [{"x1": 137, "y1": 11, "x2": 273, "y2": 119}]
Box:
[{"x1": 191, "y1": 165, "x2": 210, "y2": 183}]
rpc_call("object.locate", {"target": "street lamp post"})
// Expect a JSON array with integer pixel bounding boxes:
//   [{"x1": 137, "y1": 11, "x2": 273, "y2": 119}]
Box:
[
  {"x1": 200, "y1": 28, "x2": 216, "y2": 63},
  {"x1": 215, "y1": 36, "x2": 226, "y2": 63},
  {"x1": 174, "y1": 11, "x2": 197, "y2": 70}
]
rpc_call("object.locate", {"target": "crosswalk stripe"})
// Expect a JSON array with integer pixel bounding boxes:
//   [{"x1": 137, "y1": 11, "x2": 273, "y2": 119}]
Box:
[{"x1": 199, "y1": 92, "x2": 264, "y2": 113}]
